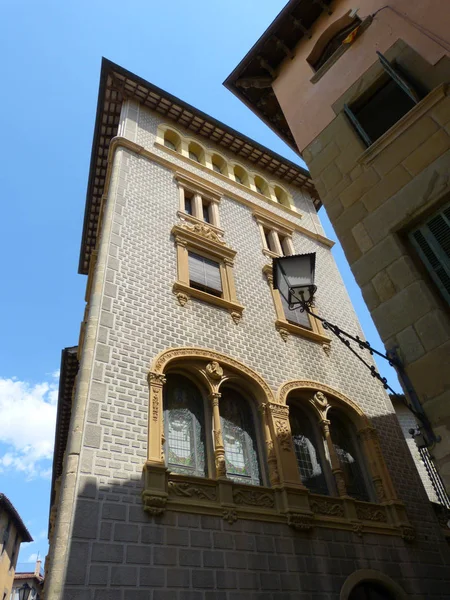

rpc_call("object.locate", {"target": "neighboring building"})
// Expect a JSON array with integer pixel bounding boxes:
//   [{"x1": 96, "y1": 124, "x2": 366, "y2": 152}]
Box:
[
  {"x1": 11, "y1": 560, "x2": 44, "y2": 600},
  {"x1": 45, "y1": 59, "x2": 450, "y2": 600},
  {"x1": 0, "y1": 495, "x2": 32, "y2": 600},
  {"x1": 225, "y1": 0, "x2": 450, "y2": 492}
]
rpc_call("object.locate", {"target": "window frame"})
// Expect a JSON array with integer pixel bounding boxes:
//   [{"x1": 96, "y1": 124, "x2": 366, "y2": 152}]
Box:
[
  {"x1": 263, "y1": 264, "x2": 330, "y2": 345},
  {"x1": 171, "y1": 223, "x2": 243, "y2": 321},
  {"x1": 344, "y1": 51, "x2": 422, "y2": 147},
  {"x1": 253, "y1": 211, "x2": 295, "y2": 259},
  {"x1": 176, "y1": 174, "x2": 222, "y2": 230}
]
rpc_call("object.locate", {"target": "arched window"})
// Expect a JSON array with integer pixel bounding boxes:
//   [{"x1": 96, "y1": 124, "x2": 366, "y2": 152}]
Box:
[
  {"x1": 329, "y1": 409, "x2": 370, "y2": 501},
  {"x1": 274, "y1": 185, "x2": 291, "y2": 208},
  {"x1": 163, "y1": 129, "x2": 181, "y2": 152},
  {"x1": 211, "y1": 154, "x2": 226, "y2": 175},
  {"x1": 163, "y1": 374, "x2": 207, "y2": 477},
  {"x1": 254, "y1": 175, "x2": 269, "y2": 197},
  {"x1": 219, "y1": 387, "x2": 261, "y2": 486},
  {"x1": 349, "y1": 581, "x2": 396, "y2": 600},
  {"x1": 233, "y1": 165, "x2": 249, "y2": 187},
  {"x1": 188, "y1": 142, "x2": 205, "y2": 164},
  {"x1": 289, "y1": 405, "x2": 329, "y2": 495}
]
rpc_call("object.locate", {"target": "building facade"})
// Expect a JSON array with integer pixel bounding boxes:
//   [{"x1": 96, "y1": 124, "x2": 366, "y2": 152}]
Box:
[
  {"x1": 0, "y1": 494, "x2": 33, "y2": 600},
  {"x1": 225, "y1": 0, "x2": 450, "y2": 493},
  {"x1": 12, "y1": 560, "x2": 44, "y2": 600},
  {"x1": 45, "y1": 60, "x2": 450, "y2": 600}
]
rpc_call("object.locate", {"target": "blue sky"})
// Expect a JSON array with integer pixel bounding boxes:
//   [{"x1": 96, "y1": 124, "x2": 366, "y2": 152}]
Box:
[{"x1": 0, "y1": 0, "x2": 400, "y2": 565}]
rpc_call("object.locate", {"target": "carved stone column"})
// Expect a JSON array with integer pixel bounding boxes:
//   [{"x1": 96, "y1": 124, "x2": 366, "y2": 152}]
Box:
[
  {"x1": 320, "y1": 419, "x2": 348, "y2": 497},
  {"x1": 260, "y1": 403, "x2": 280, "y2": 486},
  {"x1": 210, "y1": 392, "x2": 226, "y2": 478},
  {"x1": 358, "y1": 426, "x2": 396, "y2": 502},
  {"x1": 147, "y1": 372, "x2": 166, "y2": 464},
  {"x1": 267, "y1": 403, "x2": 304, "y2": 487}
]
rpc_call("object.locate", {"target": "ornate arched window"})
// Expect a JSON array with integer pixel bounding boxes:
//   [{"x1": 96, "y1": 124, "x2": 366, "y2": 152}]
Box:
[
  {"x1": 349, "y1": 581, "x2": 396, "y2": 600},
  {"x1": 163, "y1": 129, "x2": 181, "y2": 152},
  {"x1": 219, "y1": 387, "x2": 262, "y2": 486},
  {"x1": 163, "y1": 374, "x2": 207, "y2": 477},
  {"x1": 329, "y1": 409, "x2": 370, "y2": 502},
  {"x1": 289, "y1": 405, "x2": 329, "y2": 495}
]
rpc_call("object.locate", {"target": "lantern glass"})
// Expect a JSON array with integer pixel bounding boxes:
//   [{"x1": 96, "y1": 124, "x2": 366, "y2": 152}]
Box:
[
  {"x1": 273, "y1": 253, "x2": 317, "y2": 307},
  {"x1": 18, "y1": 583, "x2": 32, "y2": 600}
]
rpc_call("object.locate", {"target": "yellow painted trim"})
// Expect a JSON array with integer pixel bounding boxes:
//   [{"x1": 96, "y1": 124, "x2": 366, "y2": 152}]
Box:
[
  {"x1": 253, "y1": 210, "x2": 295, "y2": 236},
  {"x1": 274, "y1": 318, "x2": 331, "y2": 344},
  {"x1": 105, "y1": 136, "x2": 334, "y2": 248},
  {"x1": 173, "y1": 281, "x2": 244, "y2": 314}
]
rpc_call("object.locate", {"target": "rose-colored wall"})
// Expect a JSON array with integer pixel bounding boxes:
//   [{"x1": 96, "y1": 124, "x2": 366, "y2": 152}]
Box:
[{"x1": 273, "y1": 0, "x2": 449, "y2": 152}]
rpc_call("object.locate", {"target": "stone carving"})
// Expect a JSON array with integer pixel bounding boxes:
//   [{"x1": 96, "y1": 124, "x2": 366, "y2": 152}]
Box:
[
  {"x1": 310, "y1": 498, "x2": 344, "y2": 517},
  {"x1": 222, "y1": 509, "x2": 238, "y2": 524},
  {"x1": 142, "y1": 494, "x2": 167, "y2": 516},
  {"x1": 401, "y1": 526, "x2": 415, "y2": 543},
  {"x1": 215, "y1": 454, "x2": 226, "y2": 478},
  {"x1": 152, "y1": 348, "x2": 276, "y2": 403},
  {"x1": 313, "y1": 391, "x2": 328, "y2": 410},
  {"x1": 206, "y1": 361, "x2": 223, "y2": 381},
  {"x1": 356, "y1": 504, "x2": 387, "y2": 523},
  {"x1": 152, "y1": 390, "x2": 160, "y2": 421},
  {"x1": 168, "y1": 481, "x2": 217, "y2": 501},
  {"x1": 275, "y1": 420, "x2": 292, "y2": 451},
  {"x1": 373, "y1": 479, "x2": 386, "y2": 503},
  {"x1": 181, "y1": 222, "x2": 225, "y2": 244},
  {"x1": 233, "y1": 488, "x2": 275, "y2": 508},
  {"x1": 278, "y1": 380, "x2": 366, "y2": 416},
  {"x1": 176, "y1": 292, "x2": 189, "y2": 306},
  {"x1": 352, "y1": 522, "x2": 364, "y2": 537},
  {"x1": 230, "y1": 311, "x2": 242, "y2": 324},
  {"x1": 322, "y1": 343, "x2": 331, "y2": 356},
  {"x1": 269, "y1": 403, "x2": 289, "y2": 418},
  {"x1": 278, "y1": 327, "x2": 289, "y2": 342},
  {"x1": 147, "y1": 372, "x2": 167, "y2": 386},
  {"x1": 287, "y1": 513, "x2": 313, "y2": 531}
]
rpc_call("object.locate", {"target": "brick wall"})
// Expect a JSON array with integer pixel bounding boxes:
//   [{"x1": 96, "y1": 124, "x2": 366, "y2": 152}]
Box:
[{"x1": 54, "y1": 104, "x2": 450, "y2": 599}]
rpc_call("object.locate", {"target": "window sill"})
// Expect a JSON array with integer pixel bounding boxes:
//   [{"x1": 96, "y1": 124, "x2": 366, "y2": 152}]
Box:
[
  {"x1": 173, "y1": 281, "x2": 244, "y2": 320},
  {"x1": 358, "y1": 82, "x2": 448, "y2": 166},
  {"x1": 275, "y1": 318, "x2": 331, "y2": 345},
  {"x1": 142, "y1": 465, "x2": 414, "y2": 540}
]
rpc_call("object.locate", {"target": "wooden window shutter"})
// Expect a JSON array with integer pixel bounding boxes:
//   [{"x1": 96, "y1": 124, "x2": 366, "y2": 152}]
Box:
[
  {"x1": 188, "y1": 252, "x2": 222, "y2": 293},
  {"x1": 409, "y1": 204, "x2": 450, "y2": 305},
  {"x1": 280, "y1": 291, "x2": 312, "y2": 329}
]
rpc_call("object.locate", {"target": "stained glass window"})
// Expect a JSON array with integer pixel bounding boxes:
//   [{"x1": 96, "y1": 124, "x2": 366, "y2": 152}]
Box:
[
  {"x1": 219, "y1": 388, "x2": 261, "y2": 486},
  {"x1": 289, "y1": 405, "x2": 329, "y2": 495},
  {"x1": 329, "y1": 410, "x2": 369, "y2": 501},
  {"x1": 163, "y1": 375, "x2": 206, "y2": 478}
]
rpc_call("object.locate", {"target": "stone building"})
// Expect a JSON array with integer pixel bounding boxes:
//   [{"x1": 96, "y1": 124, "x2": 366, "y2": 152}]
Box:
[
  {"x1": 0, "y1": 494, "x2": 33, "y2": 600},
  {"x1": 11, "y1": 560, "x2": 44, "y2": 600},
  {"x1": 225, "y1": 0, "x2": 450, "y2": 493},
  {"x1": 45, "y1": 59, "x2": 450, "y2": 600}
]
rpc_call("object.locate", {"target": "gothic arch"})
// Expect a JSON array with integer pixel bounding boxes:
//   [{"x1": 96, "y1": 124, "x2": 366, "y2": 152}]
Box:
[
  {"x1": 150, "y1": 346, "x2": 276, "y2": 403},
  {"x1": 340, "y1": 569, "x2": 407, "y2": 600}
]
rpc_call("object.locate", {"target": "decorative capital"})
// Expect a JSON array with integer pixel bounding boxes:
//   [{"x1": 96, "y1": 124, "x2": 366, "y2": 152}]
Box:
[
  {"x1": 269, "y1": 403, "x2": 290, "y2": 418},
  {"x1": 311, "y1": 391, "x2": 329, "y2": 411},
  {"x1": 223, "y1": 257, "x2": 234, "y2": 267},
  {"x1": 322, "y1": 343, "x2": 331, "y2": 356},
  {"x1": 351, "y1": 522, "x2": 364, "y2": 537},
  {"x1": 176, "y1": 292, "x2": 189, "y2": 306},
  {"x1": 206, "y1": 361, "x2": 223, "y2": 381},
  {"x1": 230, "y1": 311, "x2": 242, "y2": 324},
  {"x1": 275, "y1": 419, "x2": 292, "y2": 451},
  {"x1": 401, "y1": 525, "x2": 415, "y2": 543},
  {"x1": 147, "y1": 372, "x2": 167, "y2": 386}
]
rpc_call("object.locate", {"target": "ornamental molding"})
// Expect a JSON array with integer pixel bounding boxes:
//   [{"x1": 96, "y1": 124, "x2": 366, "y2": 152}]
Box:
[
  {"x1": 287, "y1": 512, "x2": 314, "y2": 530},
  {"x1": 310, "y1": 497, "x2": 344, "y2": 517},
  {"x1": 233, "y1": 488, "x2": 275, "y2": 508},
  {"x1": 206, "y1": 361, "x2": 223, "y2": 381},
  {"x1": 142, "y1": 493, "x2": 167, "y2": 516},
  {"x1": 277, "y1": 380, "x2": 369, "y2": 423},
  {"x1": 223, "y1": 508, "x2": 238, "y2": 524},
  {"x1": 147, "y1": 372, "x2": 167, "y2": 386},
  {"x1": 151, "y1": 347, "x2": 276, "y2": 403},
  {"x1": 168, "y1": 481, "x2": 217, "y2": 501},
  {"x1": 355, "y1": 504, "x2": 387, "y2": 523},
  {"x1": 275, "y1": 419, "x2": 292, "y2": 451},
  {"x1": 175, "y1": 292, "x2": 189, "y2": 306},
  {"x1": 181, "y1": 222, "x2": 226, "y2": 244},
  {"x1": 269, "y1": 403, "x2": 290, "y2": 418}
]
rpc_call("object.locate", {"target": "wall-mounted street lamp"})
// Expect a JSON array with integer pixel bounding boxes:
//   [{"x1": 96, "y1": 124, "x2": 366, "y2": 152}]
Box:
[
  {"x1": 18, "y1": 583, "x2": 32, "y2": 600},
  {"x1": 273, "y1": 252, "x2": 439, "y2": 447}
]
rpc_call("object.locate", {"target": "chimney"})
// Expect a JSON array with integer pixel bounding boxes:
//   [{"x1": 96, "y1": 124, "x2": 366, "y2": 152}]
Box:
[{"x1": 34, "y1": 559, "x2": 42, "y2": 577}]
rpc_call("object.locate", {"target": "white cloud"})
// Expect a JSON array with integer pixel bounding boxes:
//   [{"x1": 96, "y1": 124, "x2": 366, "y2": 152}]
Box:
[
  {"x1": 27, "y1": 552, "x2": 38, "y2": 563},
  {"x1": 0, "y1": 372, "x2": 59, "y2": 479}
]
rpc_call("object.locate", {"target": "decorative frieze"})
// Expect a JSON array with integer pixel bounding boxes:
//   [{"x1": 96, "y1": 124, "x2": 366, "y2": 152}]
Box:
[
  {"x1": 310, "y1": 497, "x2": 344, "y2": 517},
  {"x1": 168, "y1": 481, "x2": 217, "y2": 501},
  {"x1": 233, "y1": 487, "x2": 275, "y2": 508}
]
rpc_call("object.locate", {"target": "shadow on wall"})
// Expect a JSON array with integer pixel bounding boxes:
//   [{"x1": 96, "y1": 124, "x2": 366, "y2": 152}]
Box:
[{"x1": 53, "y1": 412, "x2": 450, "y2": 600}]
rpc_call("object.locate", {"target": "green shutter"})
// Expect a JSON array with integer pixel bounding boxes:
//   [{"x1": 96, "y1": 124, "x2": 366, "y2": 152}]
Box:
[{"x1": 409, "y1": 204, "x2": 450, "y2": 305}]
